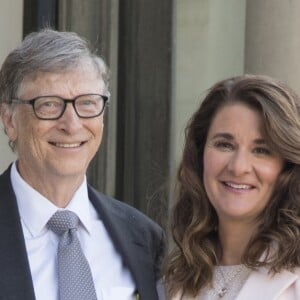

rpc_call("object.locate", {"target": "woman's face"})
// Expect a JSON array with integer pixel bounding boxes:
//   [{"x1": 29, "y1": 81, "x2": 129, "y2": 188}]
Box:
[{"x1": 203, "y1": 103, "x2": 284, "y2": 224}]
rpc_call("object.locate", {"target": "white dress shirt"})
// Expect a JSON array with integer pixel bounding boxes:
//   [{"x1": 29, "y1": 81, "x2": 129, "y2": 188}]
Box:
[{"x1": 11, "y1": 162, "x2": 136, "y2": 300}]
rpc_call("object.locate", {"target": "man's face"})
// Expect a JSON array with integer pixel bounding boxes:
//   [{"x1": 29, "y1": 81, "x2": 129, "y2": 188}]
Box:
[{"x1": 2, "y1": 64, "x2": 106, "y2": 186}]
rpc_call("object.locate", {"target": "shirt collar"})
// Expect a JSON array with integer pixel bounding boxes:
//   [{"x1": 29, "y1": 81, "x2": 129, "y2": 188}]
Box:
[{"x1": 10, "y1": 161, "x2": 92, "y2": 237}]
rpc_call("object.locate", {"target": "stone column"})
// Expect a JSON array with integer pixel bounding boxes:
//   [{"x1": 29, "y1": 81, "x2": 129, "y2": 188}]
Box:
[
  {"x1": 0, "y1": 0, "x2": 22, "y2": 172},
  {"x1": 245, "y1": 0, "x2": 300, "y2": 94},
  {"x1": 58, "y1": 0, "x2": 119, "y2": 196},
  {"x1": 58, "y1": 0, "x2": 173, "y2": 229},
  {"x1": 116, "y1": 0, "x2": 173, "y2": 228},
  {"x1": 23, "y1": 0, "x2": 57, "y2": 36}
]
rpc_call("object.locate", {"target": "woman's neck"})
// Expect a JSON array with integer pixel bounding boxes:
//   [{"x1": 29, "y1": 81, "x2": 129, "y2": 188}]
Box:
[{"x1": 217, "y1": 219, "x2": 258, "y2": 265}]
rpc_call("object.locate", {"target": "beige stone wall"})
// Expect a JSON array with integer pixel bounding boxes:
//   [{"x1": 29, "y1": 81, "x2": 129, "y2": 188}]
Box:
[
  {"x1": 245, "y1": 0, "x2": 300, "y2": 94},
  {"x1": 171, "y1": 0, "x2": 246, "y2": 171},
  {"x1": 0, "y1": 1, "x2": 23, "y2": 171},
  {"x1": 1, "y1": 0, "x2": 299, "y2": 177}
]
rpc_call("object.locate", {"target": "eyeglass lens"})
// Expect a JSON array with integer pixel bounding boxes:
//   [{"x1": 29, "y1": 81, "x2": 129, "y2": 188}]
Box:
[{"x1": 34, "y1": 94, "x2": 105, "y2": 119}]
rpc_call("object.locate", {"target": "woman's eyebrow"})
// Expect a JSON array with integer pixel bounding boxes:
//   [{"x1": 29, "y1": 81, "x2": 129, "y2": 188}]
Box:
[
  {"x1": 253, "y1": 138, "x2": 267, "y2": 145},
  {"x1": 211, "y1": 132, "x2": 233, "y2": 140},
  {"x1": 211, "y1": 134, "x2": 267, "y2": 145}
]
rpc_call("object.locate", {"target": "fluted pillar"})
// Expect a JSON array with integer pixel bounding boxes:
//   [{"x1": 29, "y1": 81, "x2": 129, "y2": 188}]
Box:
[
  {"x1": 58, "y1": 0, "x2": 119, "y2": 196},
  {"x1": 115, "y1": 0, "x2": 173, "y2": 228},
  {"x1": 245, "y1": 0, "x2": 300, "y2": 94}
]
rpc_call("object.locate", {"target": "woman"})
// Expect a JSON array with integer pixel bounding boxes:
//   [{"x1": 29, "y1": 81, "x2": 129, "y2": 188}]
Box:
[{"x1": 163, "y1": 75, "x2": 300, "y2": 299}]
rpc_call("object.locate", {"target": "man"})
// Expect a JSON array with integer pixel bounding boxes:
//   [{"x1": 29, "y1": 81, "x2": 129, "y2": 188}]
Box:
[{"x1": 0, "y1": 29, "x2": 165, "y2": 300}]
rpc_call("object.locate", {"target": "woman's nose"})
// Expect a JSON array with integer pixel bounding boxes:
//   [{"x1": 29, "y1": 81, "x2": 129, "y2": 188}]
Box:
[{"x1": 226, "y1": 150, "x2": 252, "y2": 176}]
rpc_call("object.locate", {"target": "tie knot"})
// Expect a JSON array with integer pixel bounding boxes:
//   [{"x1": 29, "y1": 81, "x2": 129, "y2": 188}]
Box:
[{"x1": 48, "y1": 210, "x2": 79, "y2": 235}]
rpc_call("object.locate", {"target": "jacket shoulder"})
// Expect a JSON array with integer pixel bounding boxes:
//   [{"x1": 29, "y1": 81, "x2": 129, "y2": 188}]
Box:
[{"x1": 87, "y1": 184, "x2": 164, "y2": 235}]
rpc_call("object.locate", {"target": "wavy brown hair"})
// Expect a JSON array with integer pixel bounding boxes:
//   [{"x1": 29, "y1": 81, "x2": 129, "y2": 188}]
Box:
[{"x1": 163, "y1": 75, "x2": 300, "y2": 298}]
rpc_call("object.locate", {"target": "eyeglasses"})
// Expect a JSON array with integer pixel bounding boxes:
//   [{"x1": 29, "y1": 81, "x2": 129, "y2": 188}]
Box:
[{"x1": 11, "y1": 93, "x2": 109, "y2": 120}]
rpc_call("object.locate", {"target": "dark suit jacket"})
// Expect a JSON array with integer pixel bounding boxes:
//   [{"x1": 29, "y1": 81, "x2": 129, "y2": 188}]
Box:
[{"x1": 0, "y1": 165, "x2": 165, "y2": 300}]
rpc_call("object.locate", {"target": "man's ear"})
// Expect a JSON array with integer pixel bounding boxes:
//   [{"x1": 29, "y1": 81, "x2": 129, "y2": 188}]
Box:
[{"x1": 0, "y1": 103, "x2": 18, "y2": 142}]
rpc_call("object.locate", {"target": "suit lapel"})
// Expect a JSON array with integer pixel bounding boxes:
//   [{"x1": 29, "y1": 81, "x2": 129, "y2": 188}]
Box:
[
  {"x1": 0, "y1": 166, "x2": 35, "y2": 300},
  {"x1": 89, "y1": 186, "x2": 159, "y2": 300},
  {"x1": 0, "y1": 166, "x2": 160, "y2": 300},
  {"x1": 237, "y1": 267, "x2": 298, "y2": 299}
]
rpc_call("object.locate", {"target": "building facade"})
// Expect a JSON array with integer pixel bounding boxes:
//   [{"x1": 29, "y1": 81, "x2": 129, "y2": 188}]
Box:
[{"x1": 1, "y1": 0, "x2": 300, "y2": 228}]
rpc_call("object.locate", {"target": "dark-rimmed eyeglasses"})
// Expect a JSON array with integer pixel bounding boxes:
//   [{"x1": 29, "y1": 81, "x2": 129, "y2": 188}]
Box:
[{"x1": 11, "y1": 93, "x2": 109, "y2": 120}]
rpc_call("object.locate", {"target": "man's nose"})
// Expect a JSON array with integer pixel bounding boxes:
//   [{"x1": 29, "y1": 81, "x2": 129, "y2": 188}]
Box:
[{"x1": 57, "y1": 102, "x2": 82, "y2": 132}]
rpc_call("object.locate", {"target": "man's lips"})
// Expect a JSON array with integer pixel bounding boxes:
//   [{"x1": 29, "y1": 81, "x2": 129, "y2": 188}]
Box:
[{"x1": 49, "y1": 142, "x2": 86, "y2": 148}]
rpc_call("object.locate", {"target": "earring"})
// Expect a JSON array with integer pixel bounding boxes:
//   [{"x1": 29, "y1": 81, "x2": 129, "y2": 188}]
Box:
[{"x1": 8, "y1": 140, "x2": 16, "y2": 152}]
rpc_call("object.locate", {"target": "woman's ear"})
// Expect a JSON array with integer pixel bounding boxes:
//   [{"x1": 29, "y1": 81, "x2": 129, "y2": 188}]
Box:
[{"x1": 1, "y1": 103, "x2": 18, "y2": 142}]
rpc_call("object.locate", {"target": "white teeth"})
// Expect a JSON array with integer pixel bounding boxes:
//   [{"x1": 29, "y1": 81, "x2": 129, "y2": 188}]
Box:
[
  {"x1": 54, "y1": 143, "x2": 81, "y2": 148},
  {"x1": 225, "y1": 182, "x2": 252, "y2": 190}
]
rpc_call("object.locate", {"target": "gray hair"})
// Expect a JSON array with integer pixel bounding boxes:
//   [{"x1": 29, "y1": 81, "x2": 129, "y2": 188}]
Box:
[
  {"x1": 0, "y1": 28, "x2": 109, "y2": 104},
  {"x1": 0, "y1": 28, "x2": 109, "y2": 152}
]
